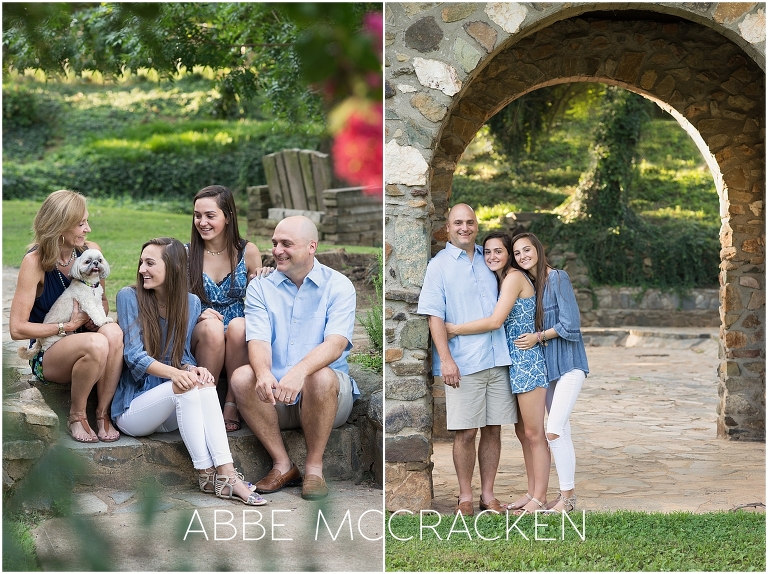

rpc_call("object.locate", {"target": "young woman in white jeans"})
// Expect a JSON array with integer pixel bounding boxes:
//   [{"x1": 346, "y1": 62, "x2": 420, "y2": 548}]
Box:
[
  {"x1": 112, "y1": 237, "x2": 264, "y2": 506},
  {"x1": 510, "y1": 232, "x2": 589, "y2": 513}
]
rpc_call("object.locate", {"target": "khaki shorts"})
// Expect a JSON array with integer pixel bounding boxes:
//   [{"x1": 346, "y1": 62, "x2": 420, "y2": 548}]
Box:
[
  {"x1": 275, "y1": 369, "x2": 354, "y2": 430},
  {"x1": 444, "y1": 367, "x2": 517, "y2": 430}
]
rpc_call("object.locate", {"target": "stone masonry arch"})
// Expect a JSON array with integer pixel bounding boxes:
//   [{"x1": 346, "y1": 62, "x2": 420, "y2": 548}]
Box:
[{"x1": 384, "y1": 3, "x2": 765, "y2": 511}]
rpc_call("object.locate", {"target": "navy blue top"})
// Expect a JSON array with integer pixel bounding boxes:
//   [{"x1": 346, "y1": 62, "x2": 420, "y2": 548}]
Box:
[{"x1": 27, "y1": 248, "x2": 83, "y2": 346}]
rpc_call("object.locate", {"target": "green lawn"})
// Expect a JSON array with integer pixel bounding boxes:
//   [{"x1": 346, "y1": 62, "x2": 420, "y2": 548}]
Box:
[
  {"x1": 386, "y1": 510, "x2": 765, "y2": 571},
  {"x1": 3, "y1": 199, "x2": 379, "y2": 310}
]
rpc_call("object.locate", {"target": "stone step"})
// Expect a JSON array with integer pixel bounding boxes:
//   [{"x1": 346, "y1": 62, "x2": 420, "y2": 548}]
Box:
[
  {"x1": 7, "y1": 361, "x2": 382, "y2": 491},
  {"x1": 61, "y1": 423, "x2": 364, "y2": 491}
]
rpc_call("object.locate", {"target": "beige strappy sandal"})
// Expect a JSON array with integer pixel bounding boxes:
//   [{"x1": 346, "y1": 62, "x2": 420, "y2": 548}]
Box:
[
  {"x1": 504, "y1": 492, "x2": 533, "y2": 511},
  {"x1": 544, "y1": 493, "x2": 577, "y2": 513},
  {"x1": 215, "y1": 470, "x2": 267, "y2": 506},
  {"x1": 198, "y1": 467, "x2": 216, "y2": 493},
  {"x1": 513, "y1": 496, "x2": 546, "y2": 516}
]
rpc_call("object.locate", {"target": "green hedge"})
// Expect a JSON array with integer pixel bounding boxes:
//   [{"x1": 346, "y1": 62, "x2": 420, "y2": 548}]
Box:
[
  {"x1": 2, "y1": 131, "x2": 324, "y2": 201},
  {"x1": 529, "y1": 215, "x2": 719, "y2": 289}
]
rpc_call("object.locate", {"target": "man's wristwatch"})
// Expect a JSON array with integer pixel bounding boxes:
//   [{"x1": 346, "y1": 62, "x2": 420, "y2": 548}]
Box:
[{"x1": 57, "y1": 322, "x2": 66, "y2": 337}]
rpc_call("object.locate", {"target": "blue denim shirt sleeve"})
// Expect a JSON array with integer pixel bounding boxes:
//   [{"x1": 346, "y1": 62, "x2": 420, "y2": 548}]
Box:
[
  {"x1": 549, "y1": 270, "x2": 582, "y2": 342},
  {"x1": 117, "y1": 287, "x2": 156, "y2": 381},
  {"x1": 117, "y1": 288, "x2": 200, "y2": 380},
  {"x1": 183, "y1": 295, "x2": 201, "y2": 367}
]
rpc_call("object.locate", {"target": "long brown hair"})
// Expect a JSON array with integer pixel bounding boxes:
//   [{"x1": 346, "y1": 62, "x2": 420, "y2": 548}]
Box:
[
  {"x1": 29, "y1": 190, "x2": 88, "y2": 271},
  {"x1": 510, "y1": 232, "x2": 550, "y2": 332},
  {"x1": 135, "y1": 237, "x2": 189, "y2": 368},
  {"x1": 482, "y1": 231, "x2": 514, "y2": 290},
  {"x1": 188, "y1": 185, "x2": 245, "y2": 304}
]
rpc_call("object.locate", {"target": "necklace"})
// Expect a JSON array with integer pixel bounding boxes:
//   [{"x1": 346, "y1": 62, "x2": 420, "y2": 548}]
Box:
[
  {"x1": 205, "y1": 248, "x2": 224, "y2": 256},
  {"x1": 55, "y1": 268, "x2": 68, "y2": 290},
  {"x1": 56, "y1": 248, "x2": 76, "y2": 268}
]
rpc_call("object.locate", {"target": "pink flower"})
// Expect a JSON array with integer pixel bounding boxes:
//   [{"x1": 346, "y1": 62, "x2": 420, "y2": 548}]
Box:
[
  {"x1": 363, "y1": 12, "x2": 383, "y2": 58},
  {"x1": 332, "y1": 103, "x2": 382, "y2": 195}
]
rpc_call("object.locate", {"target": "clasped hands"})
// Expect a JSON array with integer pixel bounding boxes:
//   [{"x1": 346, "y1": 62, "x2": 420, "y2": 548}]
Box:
[
  {"x1": 195, "y1": 267, "x2": 274, "y2": 324},
  {"x1": 255, "y1": 371, "x2": 302, "y2": 406},
  {"x1": 171, "y1": 366, "x2": 214, "y2": 394}
]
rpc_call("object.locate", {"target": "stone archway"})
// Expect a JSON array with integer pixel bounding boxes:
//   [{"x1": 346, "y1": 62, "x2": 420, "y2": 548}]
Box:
[{"x1": 384, "y1": 3, "x2": 765, "y2": 511}]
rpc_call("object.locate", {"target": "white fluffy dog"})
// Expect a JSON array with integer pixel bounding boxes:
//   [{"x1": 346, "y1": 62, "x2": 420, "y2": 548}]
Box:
[{"x1": 19, "y1": 248, "x2": 114, "y2": 360}]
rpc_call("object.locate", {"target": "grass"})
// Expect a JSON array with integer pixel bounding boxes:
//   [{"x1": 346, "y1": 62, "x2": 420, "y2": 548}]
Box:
[
  {"x1": 386, "y1": 510, "x2": 766, "y2": 571},
  {"x1": 2, "y1": 512, "x2": 43, "y2": 571},
  {"x1": 2, "y1": 199, "x2": 379, "y2": 310}
]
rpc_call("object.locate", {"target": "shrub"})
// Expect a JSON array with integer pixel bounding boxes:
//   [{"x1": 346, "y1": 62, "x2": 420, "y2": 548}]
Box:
[
  {"x1": 356, "y1": 252, "x2": 383, "y2": 373},
  {"x1": 2, "y1": 128, "x2": 325, "y2": 201}
]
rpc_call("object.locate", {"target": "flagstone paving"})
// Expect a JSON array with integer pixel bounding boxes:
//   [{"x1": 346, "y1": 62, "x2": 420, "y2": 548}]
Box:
[{"x1": 430, "y1": 339, "x2": 765, "y2": 515}]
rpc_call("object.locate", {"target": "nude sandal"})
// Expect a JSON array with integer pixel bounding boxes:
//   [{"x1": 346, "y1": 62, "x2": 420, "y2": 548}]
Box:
[
  {"x1": 222, "y1": 402, "x2": 241, "y2": 432},
  {"x1": 513, "y1": 496, "x2": 546, "y2": 516},
  {"x1": 198, "y1": 467, "x2": 216, "y2": 493},
  {"x1": 543, "y1": 493, "x2": 577, "y2": 513},
  {"x1": 504, "y1": 492, "x2": 532, "y2": 511}
]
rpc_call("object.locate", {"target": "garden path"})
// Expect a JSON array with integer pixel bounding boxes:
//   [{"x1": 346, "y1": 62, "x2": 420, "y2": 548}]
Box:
[{"x1": 431, "y1": 337, "x2": 765, "y2": 514}]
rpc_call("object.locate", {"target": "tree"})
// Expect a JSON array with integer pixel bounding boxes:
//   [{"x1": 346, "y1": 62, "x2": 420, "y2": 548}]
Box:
[
  {"x1": 487, "y1": 83, "x2": 603, "y2": 161},
  {"x1": 2, "y1": 3, "x2": 381, "y2": 121},
  {"x1": 3, "y1": 2, "x2": 383, "y2": 194},
  {"x1": 566, "y1": 87, "x2": 651, "y2": 225}
]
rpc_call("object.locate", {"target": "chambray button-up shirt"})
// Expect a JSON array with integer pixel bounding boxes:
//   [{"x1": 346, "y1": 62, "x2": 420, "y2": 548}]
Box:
[
  {"x1": 244, "y1": 258, "x2": 360, "y2": 401},
  {"x1": 417, "y1": 242, "x2": 511, "y2": 377},
  {"x1": 112, "y1": 288, "x2": 200, "y2": 419},
  {"x1": 541, "y1": 269, "x2": 589, "y2": 383}
]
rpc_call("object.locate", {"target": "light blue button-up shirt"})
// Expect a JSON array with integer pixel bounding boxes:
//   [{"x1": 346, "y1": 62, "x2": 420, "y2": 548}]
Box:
[
  {"x1": 244, "y1": 258, "x2": 360, "y2": 401},
  {"x1": 417, "y1": 242, "x2": 512, "y2": 376}
]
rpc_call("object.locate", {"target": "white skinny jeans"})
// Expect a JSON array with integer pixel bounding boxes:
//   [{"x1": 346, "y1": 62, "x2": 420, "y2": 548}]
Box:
[
  {"x1": 545, "y1": 368, "x2": 585, "y2": 491},
  {"x1": 115, "y1": 383, "x2": 233, "y2": 470}
]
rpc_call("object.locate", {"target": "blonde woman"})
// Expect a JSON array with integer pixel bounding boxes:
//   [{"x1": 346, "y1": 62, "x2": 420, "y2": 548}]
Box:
[{"x1": 9, "y1": 190, "x2": 122, "y2": 443}]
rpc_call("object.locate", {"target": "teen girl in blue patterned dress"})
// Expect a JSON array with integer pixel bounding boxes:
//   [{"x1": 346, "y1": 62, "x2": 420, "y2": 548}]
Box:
[
  {"x1": 188, "y1": 185, "x2": 269, "y2": 431},
  {"x1": 446, "y1": 230, "x2": 550, "y2": 514}
]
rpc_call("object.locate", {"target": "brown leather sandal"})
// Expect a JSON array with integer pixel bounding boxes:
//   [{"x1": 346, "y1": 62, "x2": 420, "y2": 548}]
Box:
[
  {"x1": 67, "y1": 413, "x2": 98, "y2": 443},
  {"x1": 95, "y1": 413, "x2": 120, "y2": 442}
]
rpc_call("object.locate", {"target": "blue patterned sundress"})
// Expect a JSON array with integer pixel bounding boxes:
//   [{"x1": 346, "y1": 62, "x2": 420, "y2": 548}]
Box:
[
  {"x1": 201, "y1": 249, "x2": 248, "y2": 329},
  {"x1": 504, "y1": 274, "x2": 548, "y2": 394}
]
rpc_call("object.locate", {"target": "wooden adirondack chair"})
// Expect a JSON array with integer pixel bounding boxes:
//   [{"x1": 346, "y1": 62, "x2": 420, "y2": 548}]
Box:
[{"x1": 247, "y1": 149, "x2": 381, "y2": 246}]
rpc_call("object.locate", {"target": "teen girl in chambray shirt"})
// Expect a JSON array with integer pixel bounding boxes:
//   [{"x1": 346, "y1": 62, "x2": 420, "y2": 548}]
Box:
[{"x1": 510, "y1": 232, "x2": 589, "y2": 514}]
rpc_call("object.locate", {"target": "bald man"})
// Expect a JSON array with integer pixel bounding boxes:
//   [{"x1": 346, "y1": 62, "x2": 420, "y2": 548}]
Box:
[
  {"x1": 417, "y1": 204, "x2": 516, "y2": 516},
  {"x1": 230, "y1": 216, "x2": 359, "y2": 500}
]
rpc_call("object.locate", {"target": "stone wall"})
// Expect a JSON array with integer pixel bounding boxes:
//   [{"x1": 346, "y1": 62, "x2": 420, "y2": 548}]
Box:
[
  {"x1": 385, "y1": 2, "x2": 765, "y2": 511},
  {"x1": 247, "y1": 185, "x2": 383, "y2": 247}
]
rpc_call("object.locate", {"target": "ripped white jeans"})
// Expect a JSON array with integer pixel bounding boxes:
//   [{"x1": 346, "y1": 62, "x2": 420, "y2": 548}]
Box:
[
  {"x1": 115, "y1": 383, "x2": 233, "y2": 470},
  {"x1": 545, "y1": 368, "x2": 585, "y2": 491}
]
